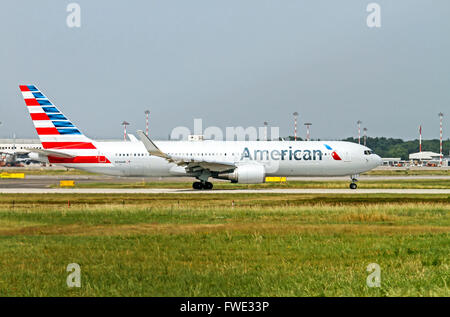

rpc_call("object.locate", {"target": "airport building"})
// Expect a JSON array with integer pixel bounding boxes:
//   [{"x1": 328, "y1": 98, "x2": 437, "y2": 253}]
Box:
[
  {"x1": 0, "y1": 139, "x2": 43, "y2": 166},
  {"x1": 409, "y1": 151, "x2": 450, "y2": 167},
  {"x1": 381, "y1": 157, "x2": 403, "y2": 167},
  {"x1": 0, "y1": 138, "x2": 42, "y2": 151}
]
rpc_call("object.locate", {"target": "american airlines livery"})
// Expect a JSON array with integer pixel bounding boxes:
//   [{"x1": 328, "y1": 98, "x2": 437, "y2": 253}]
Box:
[{"x1": 20, "y1": 85, "x2": 382, "y2": 190}]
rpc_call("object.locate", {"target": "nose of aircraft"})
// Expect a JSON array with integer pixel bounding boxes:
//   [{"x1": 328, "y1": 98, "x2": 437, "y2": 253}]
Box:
[{"x1": 373, "y1": 154, "x2": 382, "y2": 167}]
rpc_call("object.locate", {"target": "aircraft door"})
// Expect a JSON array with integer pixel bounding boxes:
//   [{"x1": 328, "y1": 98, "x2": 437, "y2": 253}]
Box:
[{"x1": 97, "y1": 151, "x2": 106, "y2": 163}]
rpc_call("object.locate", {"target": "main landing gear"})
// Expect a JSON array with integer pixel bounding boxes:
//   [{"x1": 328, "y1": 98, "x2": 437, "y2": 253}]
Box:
[
  {"x1": 349, "y1": 174, "x2": 359, "y2": 190},
  {"x1": 192, "y1": 181, "x2": 213, "y2": 190}
]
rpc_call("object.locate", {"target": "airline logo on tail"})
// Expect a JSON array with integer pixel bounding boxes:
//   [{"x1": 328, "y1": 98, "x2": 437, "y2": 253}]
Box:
[{"x1": 20, "y1": 85, "x2": 110, "y2": 164}]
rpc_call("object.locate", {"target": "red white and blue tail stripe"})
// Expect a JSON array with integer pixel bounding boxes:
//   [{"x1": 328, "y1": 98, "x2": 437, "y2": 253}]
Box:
[{"x1": 20, "y1": 85, "x2": 110, "y2": 164}]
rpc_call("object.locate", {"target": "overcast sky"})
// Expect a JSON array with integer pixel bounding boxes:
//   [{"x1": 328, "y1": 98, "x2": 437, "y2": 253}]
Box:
[{"x1": 0, "y1": 1, "x2": 449, "y2": 140}]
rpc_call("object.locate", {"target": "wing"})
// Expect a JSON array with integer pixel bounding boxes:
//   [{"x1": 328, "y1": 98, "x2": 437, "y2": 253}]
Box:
[
  {"x1": 182, "y1": 160, "x2": 236, "y2": 173},
  {"x1": 136, "y1": 130, "x2": 236, "y2": 174}
]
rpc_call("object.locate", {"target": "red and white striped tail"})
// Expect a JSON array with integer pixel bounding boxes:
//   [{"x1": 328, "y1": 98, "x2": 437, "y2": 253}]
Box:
[
  {"x1": 20, "y1": 84, "x2": 95, "y2": 150},
  {"x1": 20, "y1": 85, "x2": 109, "y2": 164}
]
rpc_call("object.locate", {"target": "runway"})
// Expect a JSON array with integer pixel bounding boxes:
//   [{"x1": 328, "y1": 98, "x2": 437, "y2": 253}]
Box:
[
  {"x1": 0, "y1": 174, "x2": 449, "y2": 189},
  {"x1": 1, "y1": 172, "x2": 449, "y2": 194},
  {"x1": 1, "y1": 188, "x2": 450, "y2": 194}
]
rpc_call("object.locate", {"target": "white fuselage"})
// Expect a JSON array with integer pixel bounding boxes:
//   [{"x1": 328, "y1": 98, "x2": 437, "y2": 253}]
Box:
[{"x1": 53, "y1": 140, "x2": 382, "y2": 178}]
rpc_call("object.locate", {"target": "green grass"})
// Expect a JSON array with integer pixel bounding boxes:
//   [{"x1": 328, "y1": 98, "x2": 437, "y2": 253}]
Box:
[
  {"x1": 64, "y1": 178, "x2": 450, "y2": 189},
  {"x1": 363, "y1": 169, "x2": 449, "y2": 176},
  {"x1": 0, "y1": 194, "x2": 448, "y2": 296}
]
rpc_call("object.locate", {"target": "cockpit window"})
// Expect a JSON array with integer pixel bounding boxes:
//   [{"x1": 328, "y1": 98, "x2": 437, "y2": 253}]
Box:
[{"x1": 364, "y1": 150, "x2": 374, "y2": 155}]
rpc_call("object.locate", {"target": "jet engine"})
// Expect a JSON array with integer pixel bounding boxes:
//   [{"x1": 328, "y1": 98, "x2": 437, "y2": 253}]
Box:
[
  {"x1": 28, "y1": 152, "x2": 48, "y2": 163},
  {"x1": 220, "y1": 164, "x2": 265, "y2": 184}
]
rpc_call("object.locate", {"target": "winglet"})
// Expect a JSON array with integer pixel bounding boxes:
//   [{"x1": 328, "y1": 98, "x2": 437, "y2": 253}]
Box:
[{"x1": 136, "y1": 130, "x2": 172, "y2": 160}]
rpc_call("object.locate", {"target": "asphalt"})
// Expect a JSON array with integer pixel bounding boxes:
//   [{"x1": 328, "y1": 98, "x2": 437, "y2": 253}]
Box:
[
  {"x1": 0, "y1": 174, "x2": 449, "y2": 189},
  {"x1": 1, "y1": 172, "x2": 448, "y2": 194},
  {"x1": 1, "y1": 188, "x2": 450, "y2": 194}
]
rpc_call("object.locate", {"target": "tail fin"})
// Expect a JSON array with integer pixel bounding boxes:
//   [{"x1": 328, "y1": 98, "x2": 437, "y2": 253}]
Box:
[{"x1": 19, "y1": 85, "x2": 96, "y2": 150}]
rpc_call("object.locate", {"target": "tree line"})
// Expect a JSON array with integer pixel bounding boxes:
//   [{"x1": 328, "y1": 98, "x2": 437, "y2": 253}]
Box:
[{"x1": 285, "y1": 136, "x2": 450, "y2": 160}]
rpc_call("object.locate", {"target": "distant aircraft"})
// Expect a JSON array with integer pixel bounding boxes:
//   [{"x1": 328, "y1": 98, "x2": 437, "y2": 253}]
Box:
[
  {"x1": 0, "y1": 137, "x2": 42, "y2": 166},
  {"x1": 19, "y1": 85, "x2": 382, "y2": 189}
]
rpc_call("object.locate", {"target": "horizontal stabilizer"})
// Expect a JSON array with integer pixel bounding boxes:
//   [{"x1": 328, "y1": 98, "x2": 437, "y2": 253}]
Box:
[
  {"x1": 26, "y1": 148, "x2": 76, "y2": 158},
  {"x1": 128, "y1": 134, "x2": 139, "y2": 142}
]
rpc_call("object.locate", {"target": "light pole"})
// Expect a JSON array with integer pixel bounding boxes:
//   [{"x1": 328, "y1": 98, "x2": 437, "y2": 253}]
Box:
[
  {"x1": 145, "y1": 110, "x2": 150, "y2": 136},
  {"x1": 122, "y1": 121, "x2": 129, "y2": 141},
  {"x1": 419, "y1": 125, "x2": 422, "y2": 152},
  {"x1": 363, "y1": 127, "x2": 367, "y2": 146},
  {"x1": 357, "y1": 120, "x2": 362, "y2": 144},
  {"x1": 304, "y1": 123, "x2": 312, "y2": 141},
  {"x1": 293, "y1": 112, "x2": 298, "y2": 141}
]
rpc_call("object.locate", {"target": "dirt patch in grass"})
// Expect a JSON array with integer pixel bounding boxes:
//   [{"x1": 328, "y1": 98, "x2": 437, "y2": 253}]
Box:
[{"x1": 1, "y1": 222, "x2": 449, "y2": 237}]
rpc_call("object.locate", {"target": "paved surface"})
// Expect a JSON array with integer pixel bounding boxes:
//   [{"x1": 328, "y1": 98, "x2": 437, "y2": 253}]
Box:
[
  {"x1": 1, "y1": 188, "x2": 450, "y2": 194},
  {"x1": 1, "y1": 174, "x2": 448, "y2": 189}
]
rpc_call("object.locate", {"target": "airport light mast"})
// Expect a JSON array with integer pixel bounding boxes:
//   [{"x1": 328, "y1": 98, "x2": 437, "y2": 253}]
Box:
[
  {"x1": 122, "y1": 121, "x2": 129, "y2": 141},
  {"x1": 304, "y1": 123, "x2": 312, "y2": 141},
  {"x1": 439, "y1": 112, "x2": 444, "y2": 166},
  {"x1": 293, "y1": 112, "x2": 298, "y2": 141},
  {"x1": 363, "y1": 127, "x2": 367, "y2": 146},
  {"x1": 357, "y1": 120, "x2": 362, "y2": 144},
  {"x1": 145, "y1": 110, "x2": 150, "y2": 136},
  {"x1": 419, "y1": 125, "x2": 422, "y2": 152}
]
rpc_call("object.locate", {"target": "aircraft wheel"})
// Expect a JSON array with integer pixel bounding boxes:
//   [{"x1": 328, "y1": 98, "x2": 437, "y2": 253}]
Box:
[
  {"x1": 192, "y1": 182, "x2": 203, "y2": 190},
  {"x1": 349, "y1": 183, "x2": 357, "y2": 190},
  {"x1": 204, "y1": 182, "x2": 213, "y2": 190}
]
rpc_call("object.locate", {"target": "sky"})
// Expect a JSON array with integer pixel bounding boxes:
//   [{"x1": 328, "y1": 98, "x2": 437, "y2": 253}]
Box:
[{"x1": 0, "y1": 1, "x2": 449, "y2": 140}]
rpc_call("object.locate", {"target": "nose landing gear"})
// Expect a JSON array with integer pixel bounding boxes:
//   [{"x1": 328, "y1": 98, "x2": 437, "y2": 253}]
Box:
[
  {"x1": 349, "y1": 174, "x2": 359, "y2": 190},
  {"x1": 192, "y1": 181, "x2": 213, "y2": 190}
]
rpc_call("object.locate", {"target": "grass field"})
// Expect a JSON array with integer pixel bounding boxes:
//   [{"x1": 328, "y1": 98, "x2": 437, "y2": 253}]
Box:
[
  {"x1": 67, "y1": 178, "x2": 450, "y2": 189},
  {"x1": 364, "y1": 169, "x2": 449, "y2": 176},
  {"x1": 0, "y1": 193, "x2": 448, "y2": 296}
]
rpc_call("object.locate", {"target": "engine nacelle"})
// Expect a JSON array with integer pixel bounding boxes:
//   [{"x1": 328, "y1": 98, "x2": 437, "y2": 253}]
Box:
[
  {"x1": 222, "y1": 164, "x2": 266, "y2": 184},
  {"x1": 28, "y1": 152, "x2": 48, "y2": 163}
]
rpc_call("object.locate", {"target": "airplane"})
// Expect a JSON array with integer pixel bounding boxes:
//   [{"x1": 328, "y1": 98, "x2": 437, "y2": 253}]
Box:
[
  {"x1": 0, "y1": 152, "x2": 36, "y2": 166},
  {"x1": 19, "y1": 85, "x2": 382, "y2": 190},
  {"x1": 0, "y1": 137, "x2": 42, "y2": 166}
]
